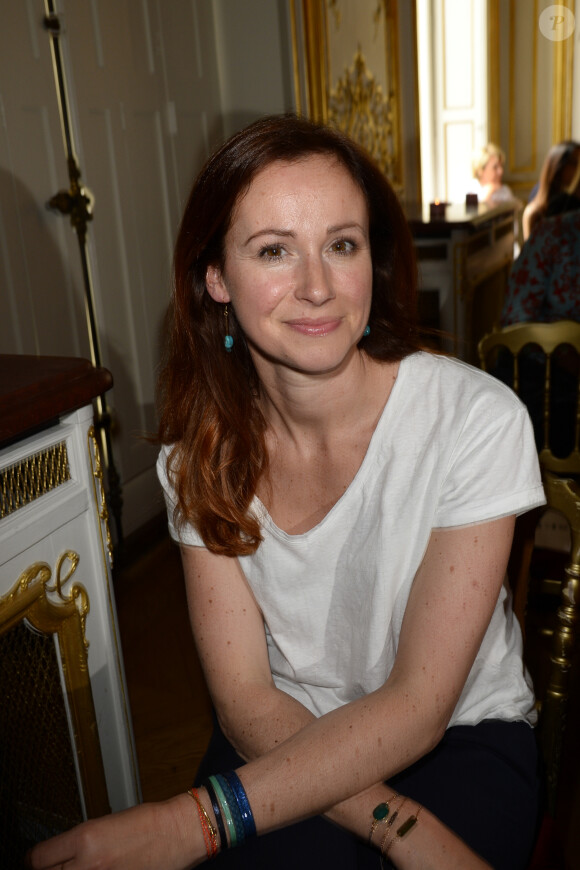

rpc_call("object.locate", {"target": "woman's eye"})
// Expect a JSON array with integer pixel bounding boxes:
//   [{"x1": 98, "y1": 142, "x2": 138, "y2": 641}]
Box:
[
  {"x1": 259, "y1": 245, "x2": 284, "y2": 260},
  {"x1": 331, "y1": 239, "x2": 355, "y2": 254}
]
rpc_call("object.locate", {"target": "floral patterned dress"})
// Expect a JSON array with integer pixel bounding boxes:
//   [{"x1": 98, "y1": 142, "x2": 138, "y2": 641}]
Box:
[{"x1": 502, "y1": 209, "x2": 580, "y2": 324}]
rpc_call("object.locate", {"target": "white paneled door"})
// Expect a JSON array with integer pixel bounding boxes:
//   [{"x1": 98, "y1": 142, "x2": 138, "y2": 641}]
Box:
[
  {"x1": 0, "y1": 1, "x2": 223, "y2": 537},
  {"x1": 416, "y1": 0, "x2": 488, "y2": 205}
]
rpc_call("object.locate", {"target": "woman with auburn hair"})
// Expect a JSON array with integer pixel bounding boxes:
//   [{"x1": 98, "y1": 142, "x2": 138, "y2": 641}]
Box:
[
  {"x1": 30, "y1": 115, "x2": 544, "y2": 870},
  {"x1": 158, "y1": 114, "x2": 419, "y2": 558},
  {"x1": 522, "y1": 140, "x2": 580, "y2": 240}
]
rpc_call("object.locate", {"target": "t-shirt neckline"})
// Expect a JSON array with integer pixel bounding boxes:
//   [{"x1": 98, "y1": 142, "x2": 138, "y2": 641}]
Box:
[{"x1": 252, "y1": 353, "x2": 413, "y2": 542}]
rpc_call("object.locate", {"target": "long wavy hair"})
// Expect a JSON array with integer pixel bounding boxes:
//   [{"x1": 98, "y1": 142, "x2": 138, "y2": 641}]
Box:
[
  {"x1": 527, "y1": 141, "x2": 580, "y2": 235},
  {"x1": 157, "y1": 114, "x2": 421, "y2": 556}
]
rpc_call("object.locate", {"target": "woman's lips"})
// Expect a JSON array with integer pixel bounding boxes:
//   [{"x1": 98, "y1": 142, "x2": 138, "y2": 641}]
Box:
[{"x1": 286, "y1": 318, "x2": 341, "y2": 336}]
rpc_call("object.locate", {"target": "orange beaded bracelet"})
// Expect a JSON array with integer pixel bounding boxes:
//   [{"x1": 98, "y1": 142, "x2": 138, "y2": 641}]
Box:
[{"x1": 188, "y1": 787, "x2": 219, "y2": 859}]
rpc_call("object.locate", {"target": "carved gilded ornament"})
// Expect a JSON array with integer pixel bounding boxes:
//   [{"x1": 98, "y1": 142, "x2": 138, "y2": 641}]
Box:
[
  {"x1": 373, "y1": 0, "x2": 384, "y2": 30},
  {"x1": 327, "y1": 0, "x2": 341, "y2": 29},
  {"x1": 0, "y1": 550, "x2": 111, "y2": 816},
  {"x1": 1, "y1": 551, "x2": 89, "y2": 652},
  {"x1": 88, "y1": 425, "x2": 114, "y2": 567},
  {"x1": 327, "y1": 0, "x2": 386, "y2": 35},
  {"x1": 47, "y1": 551, "x2": 90, "y2": 650},
  {"x1": 328, "y1": 49, "x2": 396, "y2": 179}
]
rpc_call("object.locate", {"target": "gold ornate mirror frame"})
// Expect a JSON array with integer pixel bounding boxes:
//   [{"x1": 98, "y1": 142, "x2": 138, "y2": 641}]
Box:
[{"x1": 290, "y1": 0, "x2": 404, "y2": 192}]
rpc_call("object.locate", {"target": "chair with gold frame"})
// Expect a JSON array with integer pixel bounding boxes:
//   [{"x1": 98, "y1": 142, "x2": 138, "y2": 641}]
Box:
[
  {"x1": 478, "y1": 320, "x2": 580, "y2": 819},
  {"x1": 478, "y1": 320, "x2": 580, "y2": 476},
  {"x1": 536, "y1": 471, "x2": 580, "y2": 814}
]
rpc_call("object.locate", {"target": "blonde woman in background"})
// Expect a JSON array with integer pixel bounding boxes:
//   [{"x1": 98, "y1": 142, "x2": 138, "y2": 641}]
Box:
[{"x1": 471, "y1": 143, "x2": 520, "y2": 207}]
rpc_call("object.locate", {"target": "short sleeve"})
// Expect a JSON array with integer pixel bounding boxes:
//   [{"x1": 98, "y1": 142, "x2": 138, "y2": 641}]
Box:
[
  {"x1": 156, "y1": 445, "x2": 205, "y2": 547},
  {"x1": 434, "y1": 390, "x2": 545, "y2": 528}
]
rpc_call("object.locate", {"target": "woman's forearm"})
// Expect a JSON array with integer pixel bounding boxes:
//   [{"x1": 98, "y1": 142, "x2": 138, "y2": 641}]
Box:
[
  {"x1": 215, "y1": 685, "x2": 416, "y2": 852},
  {"x1": 213, "y1": 680, "x2": 491, "y2": 868},
  {"x1": 190, "y1": 776, "x2": 490, "y2": 869},
  {"x1": 208, "y1": 682, "x2": 470, "y2": 868},
  {"x1": 217, "y1": 683, "x2": 316, "y2": 761},
  {"x1": 209, "y1": 686, "x2": 488, "y2": 866},
  {"x1": 217, "y1": 684, "x2": 411, "y2": 826}
]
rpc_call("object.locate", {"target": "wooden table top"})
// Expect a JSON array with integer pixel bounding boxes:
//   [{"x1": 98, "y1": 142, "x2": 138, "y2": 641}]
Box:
[{"x1": 0, "y1": 354, "x2": 112, "y2": 446}]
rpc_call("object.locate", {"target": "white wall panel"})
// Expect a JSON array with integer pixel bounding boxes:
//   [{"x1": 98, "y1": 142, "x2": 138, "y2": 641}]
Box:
[
  {"x1": 492, "y1": 0, "x2": 576, "y2": 196},
  {"x1": 418, "y1": 0, "x2": 486, "y2": 203},
  {"x1": 509, "y1": 0, "x2": 537, "y2": 172},
  {"x1": 213, "y1": 0, "x2": 295, "y2": 137},
  {"x1": 443, "y1": 0, "x2": 474, "y2": 110},
  {"x1": 0, "y1": 16, "x2": 87, "y2": 360},
  {"x1": 0, "y1": 1, "x2": 224, "y2": 537}
]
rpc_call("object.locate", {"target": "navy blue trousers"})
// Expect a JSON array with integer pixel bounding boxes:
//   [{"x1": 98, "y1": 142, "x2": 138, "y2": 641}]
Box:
[{"x1": 194, "y1": 715, "x2": 541, "y2": 869}]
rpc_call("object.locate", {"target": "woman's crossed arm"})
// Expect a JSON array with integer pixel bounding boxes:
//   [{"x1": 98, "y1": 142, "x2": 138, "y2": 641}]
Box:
[{"x1": 29, "y1": 517, "x2": 513, "y2": 869}]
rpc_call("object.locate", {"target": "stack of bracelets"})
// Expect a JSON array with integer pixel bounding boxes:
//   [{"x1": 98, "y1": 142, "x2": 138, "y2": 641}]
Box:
[
  {"x1": 368, "y1": 794, "x2": 423, "y2": 866},
  {"x1": 187, "y1": 770, "x2": 257, "y2": 859},
  {"x1": 188, "y1": 774, "x2": 422, "y2": 862}
]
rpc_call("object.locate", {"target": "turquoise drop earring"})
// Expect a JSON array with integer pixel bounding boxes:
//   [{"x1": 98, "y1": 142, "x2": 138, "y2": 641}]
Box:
[
  {"x1": 363, "y1": 325, "x2": 371, "y2": 337},
  {"x1": 224, "y1": 304, "x2": 234, "y2": 351}
]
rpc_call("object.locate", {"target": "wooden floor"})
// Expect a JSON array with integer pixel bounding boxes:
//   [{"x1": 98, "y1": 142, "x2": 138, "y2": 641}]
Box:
[
  {"x1": 113, "y1": 526, "x2": 580, "y2": 867},
  {"x1": 114, "y1": 531, "x2": 213, "y2": 801}
]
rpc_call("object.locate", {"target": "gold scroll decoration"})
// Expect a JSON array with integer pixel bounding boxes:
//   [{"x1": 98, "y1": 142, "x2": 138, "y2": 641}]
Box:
[
  {"x1": 88, "y1": 424, "x2": 114, "y2": 568},
  {"x1": 328, "y1": 48, "x2": 396, "y2": 178},
  {"x1": 0, "y1": 553, "x2": 110, "y2": 818}
]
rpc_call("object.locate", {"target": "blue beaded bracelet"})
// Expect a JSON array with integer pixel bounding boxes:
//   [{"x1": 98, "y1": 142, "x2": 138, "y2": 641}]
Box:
[
  {"x1": 222, "y1": 770, "x2": 257, "y2": 838},
  {"x1": 215, "y1": 774, "x2": 246, "y2": 846}
]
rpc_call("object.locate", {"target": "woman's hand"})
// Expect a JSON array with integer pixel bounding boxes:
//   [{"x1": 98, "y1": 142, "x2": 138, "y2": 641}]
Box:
[{"x1": 27, "y1": 794, "x2": 205, "y2": 870}]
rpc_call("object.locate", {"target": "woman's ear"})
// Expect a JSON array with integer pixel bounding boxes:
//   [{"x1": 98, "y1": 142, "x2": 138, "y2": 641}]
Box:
[{"x1": 205, "y1": 264, "x2": 230, "y2": 303}]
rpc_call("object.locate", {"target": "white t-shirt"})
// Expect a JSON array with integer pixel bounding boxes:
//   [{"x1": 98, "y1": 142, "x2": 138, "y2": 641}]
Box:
[{"x1": 157, "y1": 352, "x2": 546, "y2": 727}]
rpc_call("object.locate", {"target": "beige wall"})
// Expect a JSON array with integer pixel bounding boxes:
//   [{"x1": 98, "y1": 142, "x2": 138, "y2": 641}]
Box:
[
  {"x1": 212, "y1": 0, "x2": 296, "y2": 138},
  {"x1": 490, "y1": 0, "x2": 578, "y2": 198}
]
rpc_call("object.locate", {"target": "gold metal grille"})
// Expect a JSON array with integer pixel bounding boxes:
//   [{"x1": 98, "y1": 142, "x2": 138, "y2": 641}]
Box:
[
  {"x1": 0, "y1": 620, "x2": 83, "y2": 867},
  {"x1": 0, "y1": 442, "x2": 71, "y2": 519}
]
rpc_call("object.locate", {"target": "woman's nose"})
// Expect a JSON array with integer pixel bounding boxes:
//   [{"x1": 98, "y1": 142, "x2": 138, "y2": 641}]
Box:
[{"x1": 296, "y1": 254, "x2": 335, "y2": 304}]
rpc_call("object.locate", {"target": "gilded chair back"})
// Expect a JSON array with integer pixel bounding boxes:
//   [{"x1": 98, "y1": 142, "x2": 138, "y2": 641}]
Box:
[
  {"x1": 478, "y1": 320, "x2": 580, "y2": 475},
  {"x1": 536, "y1": 472, "x2": 580, "y2": 815},
  {"x1": 478, "y1": 321, "x2": 580, "y2": 817}
]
